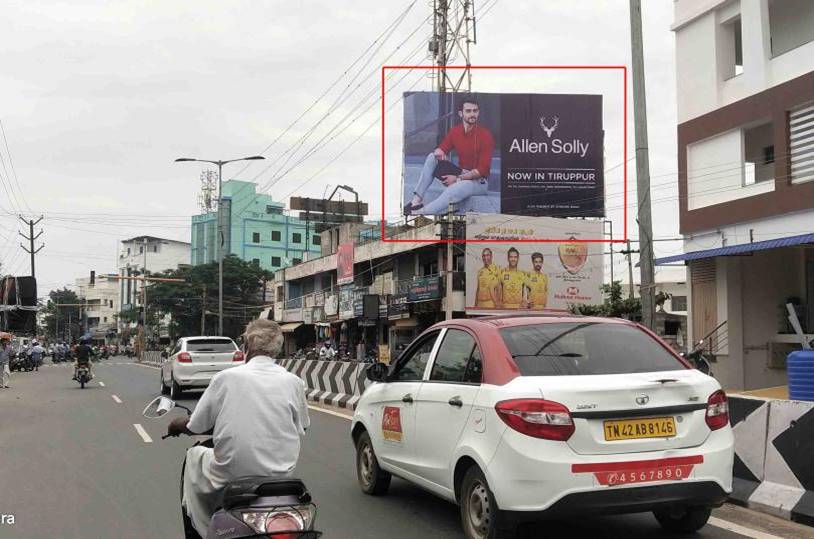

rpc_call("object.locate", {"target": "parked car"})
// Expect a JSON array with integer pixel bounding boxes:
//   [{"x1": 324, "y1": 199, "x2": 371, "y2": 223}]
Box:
[
  {"x1": 352, "y1": 315, "x2": 734, "y2": 539},
  {"x1": 160, "y1": 336, "x2": 244, "y2": 399}
]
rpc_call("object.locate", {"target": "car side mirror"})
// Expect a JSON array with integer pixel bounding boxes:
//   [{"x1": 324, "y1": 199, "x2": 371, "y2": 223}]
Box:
[{"x1": 366, "y1": 362, "x2": 389, "y2": 383}]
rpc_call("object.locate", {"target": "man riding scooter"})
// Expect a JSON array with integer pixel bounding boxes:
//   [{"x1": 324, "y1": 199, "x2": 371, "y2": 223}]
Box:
[
  {"x1": 165, "y1": 319, "x2": 310, "y2": 537},
  {"x1": 72, "y1": 338, "x2": 95, "y2": 382}
]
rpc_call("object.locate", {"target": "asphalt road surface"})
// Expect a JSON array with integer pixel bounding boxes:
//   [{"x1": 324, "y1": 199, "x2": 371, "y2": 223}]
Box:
[{"x1": 1, "y1": 358, "x2": 812, "y2": 539}]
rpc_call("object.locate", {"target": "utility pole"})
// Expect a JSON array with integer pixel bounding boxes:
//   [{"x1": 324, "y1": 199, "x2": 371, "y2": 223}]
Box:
[
  {"x1": 619, "y1": 240, "x2": 640, "y2": 300},
  {"x1": 18, "y1": 215, "x2": 44, "y2": 277},
  {"x1": 431, "y1": 0, "x2": 476, "y2": 92},
  {"x1": 445, "y1": 204, "x2": 455, "y2": 320},
  {"x1": 201, "y1": 286, "x2": 207, "y2": 335},
  {"x1": 629, "y1": 0, "x2": 656, "y2": 330}
]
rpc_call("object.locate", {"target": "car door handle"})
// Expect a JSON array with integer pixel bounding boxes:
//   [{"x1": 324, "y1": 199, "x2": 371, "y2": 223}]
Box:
[
  {"x1": 402, "y1": 394, "x2": 413, "y2": 403},
  {"x1": 448, "y1": 396, "x2": 463, "y2": 407}
]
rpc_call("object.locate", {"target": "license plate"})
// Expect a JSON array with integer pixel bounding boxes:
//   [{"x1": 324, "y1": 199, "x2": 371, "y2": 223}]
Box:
[{"x1": 603, "y1": 417, "x2": 676, "y2": 441}]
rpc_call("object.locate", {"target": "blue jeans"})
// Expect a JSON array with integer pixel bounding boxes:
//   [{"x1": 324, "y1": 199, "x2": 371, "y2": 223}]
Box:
[{"x1": 412, "y1": 153, "x2": 488, "y2": 215}]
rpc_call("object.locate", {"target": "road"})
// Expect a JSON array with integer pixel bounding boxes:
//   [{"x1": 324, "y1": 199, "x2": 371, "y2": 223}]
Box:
[{"x1": 1, "y1": 358, "x2": 812, "y2": 539}]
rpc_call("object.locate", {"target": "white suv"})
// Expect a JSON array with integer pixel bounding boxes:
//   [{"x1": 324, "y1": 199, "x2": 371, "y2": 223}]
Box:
[
  {"x1": 160, "y1": 336, "x2": 244, "y2": 399},
  {"x1": 352, "y1": 316, "x2": 733, "y2": 538}
]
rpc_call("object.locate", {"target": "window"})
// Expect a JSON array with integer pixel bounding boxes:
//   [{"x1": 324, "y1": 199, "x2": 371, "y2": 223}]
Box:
[
  {"x1": 272, "y1": 256, "x2": 281, "y2": 267},
  {"x1": 127, "y1": 248, "x2": 131, "y2": 255},
  {"x1": 152, "y1": 245, "x2": 158, "y2": 253},
  {"x1": 664, "y1": 320, "x2": 681, "y2": 337},
  {"x1": 769, "y1": 0, "x2": 814, "y2": 57},
  {"x1": 312, "y1": 235, "x2": 322, "y2": 245},
  {"x1": 185, "y1": 338, "x2": 237, "y2": 353},
  {"x1": 499, "y1": 322, "x2": 685, "y2": 376},
  {"x1": 292, "y1": 257, "x2": 302, "y2": 265},
  {"x1": 103, "y1": 317, "x2": 107, "y2": 323},
  {"x1": 743, "y1": 121, "x2": 774, "y2": 185},
  {"x1": 292, "y1": 232, "x2": 302, "y2": 244},
  {"x1": 252, "y1": 258, "x2": 260, "y2": 267},
  {"x1": 671, "y1": 295, "x2": 688, "y2": 312},
  {"x1": 790, "y1": 104, "x2": 814, "y2": 184},
  {"x1": 720, "y1": 16, "x2": 743, "y2": 79},
  {"x1": 139, "y1": 246, "x2": 144, "y2": 254},
  {"x1": 271, "y1": 230, "x2": 281, "y2": 241},
  {"x1": 429, "y1": 329, "x2": 481, "y2": 383},
  {"x1": 392, "y1": 331, "x2": 439, "y2": 381},
  {"x1": 252, "y1": 232, "x2": 261, "y2": 243}
]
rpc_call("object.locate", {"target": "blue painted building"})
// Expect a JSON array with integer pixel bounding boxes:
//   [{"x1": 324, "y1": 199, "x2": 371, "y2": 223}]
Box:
[{"x1": 190, "y1": 180, "x2": 320, "y2": 271}]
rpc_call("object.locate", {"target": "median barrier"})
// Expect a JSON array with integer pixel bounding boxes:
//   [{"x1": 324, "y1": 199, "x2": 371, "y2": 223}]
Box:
[
  {"x1": 729, "y1": 395, "x2": 814, "y2": 525},
  {"x1": 278, "y1": 358, "x2": 370, "y2": 410}
]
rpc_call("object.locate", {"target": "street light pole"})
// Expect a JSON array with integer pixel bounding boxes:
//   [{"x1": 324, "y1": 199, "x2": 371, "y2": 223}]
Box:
[{"x1": 175, "y1": 155, "x2": 265, "y2": 336}]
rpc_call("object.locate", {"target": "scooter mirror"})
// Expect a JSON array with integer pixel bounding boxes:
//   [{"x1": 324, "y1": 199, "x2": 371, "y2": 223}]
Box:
[{"x1": 143, "y1": 396, "x2": 176, "y2": 418}]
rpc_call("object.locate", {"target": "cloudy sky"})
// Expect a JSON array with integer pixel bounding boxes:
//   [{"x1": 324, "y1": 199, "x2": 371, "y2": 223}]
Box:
[{"x1": 0, "y1": 0, "x2": 685, "y2": 297}]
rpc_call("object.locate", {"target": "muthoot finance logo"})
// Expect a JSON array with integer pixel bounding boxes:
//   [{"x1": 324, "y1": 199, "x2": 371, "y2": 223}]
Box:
[{"x1": 508, "y1": 115, "x2": 591, "y2": 157}]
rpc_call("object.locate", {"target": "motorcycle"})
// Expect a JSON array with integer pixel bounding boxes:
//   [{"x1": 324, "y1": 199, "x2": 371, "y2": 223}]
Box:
[
  {"x1": 10, "y1": 351, "x2": 25, "y2": 372},
  {"x1": 142, "y1": 396, "x2": 322, "y2": 539},
  {"x1": 75, "y1": 363, "x2": 92, "y2": 388}
]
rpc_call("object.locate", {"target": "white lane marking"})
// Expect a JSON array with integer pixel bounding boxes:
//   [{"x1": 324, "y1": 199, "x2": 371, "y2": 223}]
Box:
[
  {"x1": 111, "y1": 394, "x2": 123, "y2": 404},
  {"x1": 98, "y1": 382, "x2": 105, "y2": 387},
  {"x1": 133, "y1": 424, "x2": 153, "y2": 443},
  {"x1": 308, "y1": 404, "x2": 352, "y2": 421},
  {"x1": 708, "y1": 517, "x2": 785, "y2": 539}
]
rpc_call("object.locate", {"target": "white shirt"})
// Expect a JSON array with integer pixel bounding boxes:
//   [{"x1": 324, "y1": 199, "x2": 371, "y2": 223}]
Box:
[{"x1": 187, "y1": 356, "x2": 310, "y2": 488}]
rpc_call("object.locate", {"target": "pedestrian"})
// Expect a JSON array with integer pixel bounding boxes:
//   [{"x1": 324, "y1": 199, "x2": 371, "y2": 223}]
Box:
[
  {"x1": 1, "y1": 335, "x2": 12, "y2": 388},
  {"x1": 30, "y1": 340, "x2": 44, "y2": 371}
]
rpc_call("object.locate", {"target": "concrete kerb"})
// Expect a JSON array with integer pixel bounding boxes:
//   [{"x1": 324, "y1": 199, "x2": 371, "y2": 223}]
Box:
[{"x1": 729, "y1": 395, "x2": 814, "y2": 525}]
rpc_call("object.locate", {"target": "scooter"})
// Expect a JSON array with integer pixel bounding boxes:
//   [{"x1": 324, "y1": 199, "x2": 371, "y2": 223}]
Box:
[
  {"x1": 75, "y1": 363, "x2": 92, "y2": 388},
  {"x1": 142, "y1": 396, "x2": 322, "y2": 539}
]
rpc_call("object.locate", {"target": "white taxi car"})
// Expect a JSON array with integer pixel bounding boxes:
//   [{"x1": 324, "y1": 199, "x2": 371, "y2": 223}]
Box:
[
  {"x1": 351, "y1": 316, "x2": 733, "y2": 538},
  {"x1": 160, "y1": 336, "x2": 244, "y2": 399}
]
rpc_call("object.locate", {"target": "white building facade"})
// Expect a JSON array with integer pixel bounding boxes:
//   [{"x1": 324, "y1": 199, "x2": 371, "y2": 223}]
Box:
[
  {"x1": 117, "y1": 236, "x2": 190, "y2": 337},
  {"x1": 666, "y1": 0, "x2": 814, "y2": 390},
  {"x1": 76, "y1": 273, "x2": 119, "y2": 342}
]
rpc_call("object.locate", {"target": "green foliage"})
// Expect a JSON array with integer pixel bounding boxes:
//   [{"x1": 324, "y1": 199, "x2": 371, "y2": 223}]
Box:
[
  {"x1": 41, "y1": 288, "x2": 82, "y2": 341},
  {"x1": 569, "y1": 281, "x2": 642, "y2": 320},
  {"x1": 146, "y1": 255, "x2": 271, "y2": 339}
]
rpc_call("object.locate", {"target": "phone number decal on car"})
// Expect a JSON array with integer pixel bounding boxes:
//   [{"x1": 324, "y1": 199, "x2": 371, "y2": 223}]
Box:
[{"x1": 571, "y1": 455, "x2": 703, "y2": 486}]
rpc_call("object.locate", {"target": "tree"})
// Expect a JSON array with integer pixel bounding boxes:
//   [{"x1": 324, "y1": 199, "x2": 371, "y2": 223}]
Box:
[
  {"x1": 145, "y1": 255, "x2": 271, "y2": 339},
  {"x1": 569, "y1": 281, "x2": 642, "y2": 320},
  {"x1": 41, "y1": 288, "x2": 82, "y2": 341}
]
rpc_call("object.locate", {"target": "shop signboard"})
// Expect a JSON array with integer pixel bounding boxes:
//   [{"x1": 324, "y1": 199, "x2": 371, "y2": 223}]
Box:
[{"x1": 408, "y1": 276, "x2": 442, "y2": 302}]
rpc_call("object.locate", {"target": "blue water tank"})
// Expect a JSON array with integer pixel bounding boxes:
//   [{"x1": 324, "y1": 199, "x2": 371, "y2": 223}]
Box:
[{"x1": 788, "y1": 349, "x2": 814, "y2": 402}]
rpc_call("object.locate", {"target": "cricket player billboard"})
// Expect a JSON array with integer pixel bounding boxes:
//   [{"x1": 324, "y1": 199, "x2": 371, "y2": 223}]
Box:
[
  {"x1": 402, "y1": 91, "x2": 604, "y2": 218},
  {"x1": 465, "y1": 213, "x2": 603, "y2": 313}
]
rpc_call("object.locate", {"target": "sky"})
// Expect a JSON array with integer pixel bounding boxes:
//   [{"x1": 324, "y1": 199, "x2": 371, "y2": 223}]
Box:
[{"x1": 0, "y1": 0, "x2": 686, "y2": 298}]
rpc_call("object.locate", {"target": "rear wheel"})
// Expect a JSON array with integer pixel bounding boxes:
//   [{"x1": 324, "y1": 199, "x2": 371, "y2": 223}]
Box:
[
  {"x1": 80, "y1": 380, "x2": 85, "y2": 389},
  {"x1": 170, "y1": 376, "x2": 183, "y2": 400},
  {"x1": 355, "y1": 431, "x2": 391, "y2": 495},
  {"x1": 653, "y1": 506, "x2": 712, "y2": 533},
  {"x1": 460, "y1": 466, "x2": 515, "y2": 539}
]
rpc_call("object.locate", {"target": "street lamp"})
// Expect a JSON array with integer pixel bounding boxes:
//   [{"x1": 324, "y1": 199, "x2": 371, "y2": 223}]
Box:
[{"x1": 175, "y1": 155, "x2": 265, "y2": 335}]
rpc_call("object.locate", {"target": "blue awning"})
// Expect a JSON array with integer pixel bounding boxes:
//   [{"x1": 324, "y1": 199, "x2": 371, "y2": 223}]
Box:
[{"x1": 654, "y1": 233, "x2": 814, "y2": 265}]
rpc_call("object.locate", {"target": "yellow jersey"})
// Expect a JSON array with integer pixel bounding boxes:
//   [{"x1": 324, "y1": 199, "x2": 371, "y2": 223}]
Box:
[
  {"x1": 526, "y1": 271, "x2": 548, "y2": 309},
  {"x1": 475, "y1": 264, "x2": 501, "y2": 308},
  {"x1": 501, "y1": 268, "x2": 526, "y2": 308}
]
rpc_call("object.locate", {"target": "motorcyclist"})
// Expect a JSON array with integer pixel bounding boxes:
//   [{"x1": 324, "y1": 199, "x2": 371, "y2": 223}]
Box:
[
  {"x1": 72, "y1": 338, "x2": 94, "y2": 381},
  {"x1": 166, "y1": 319, "x2": 310, "y2": 536}
]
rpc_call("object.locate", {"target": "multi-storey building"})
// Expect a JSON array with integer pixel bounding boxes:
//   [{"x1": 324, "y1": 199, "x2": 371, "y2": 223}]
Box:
[
  {"x1": 75, "y1": 272, "x2": 119, "y2": 343},
  {"x1": 190, "y1": 180, "x2": 321, "y2": 272},
  {"x1": 660, "y1": 0, "x2": 814, "y2": 390}
]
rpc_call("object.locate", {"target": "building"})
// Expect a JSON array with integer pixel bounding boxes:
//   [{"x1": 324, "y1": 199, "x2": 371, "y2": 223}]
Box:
[
  {"x1": 190, "y1": 180, "x2": 321, "y2": 272},
  {"x1": 75, "y1": 272, "x2": 119, "y2": 343},
  {"x1": 117, "y1": 235, "x2": 191, "y2": 338},
  {"x1": 663, "y1": 0, "x2": 814, "y2": 390},
  {"x1": 271, "y1": 220, "x2": 462, "y2": 360}
]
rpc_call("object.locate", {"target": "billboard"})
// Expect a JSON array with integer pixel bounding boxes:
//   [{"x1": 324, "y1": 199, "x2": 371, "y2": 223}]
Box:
[
  {"x1": 465, "y1": 213, "x2": 603, "y2": 313},
  {"x1": 337, "y1": 242, "x2": 354, "y2": 285},
  {"x1": 402, "y1": 91, "x2": 603, "y2": 218}
]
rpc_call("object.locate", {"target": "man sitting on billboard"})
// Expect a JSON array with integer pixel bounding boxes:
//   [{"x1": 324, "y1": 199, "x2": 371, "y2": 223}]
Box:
[
  {"x1": 524, "y1": 252, "x2": 548, "y2": 309},
  {"x1": 404, "y1": 96, "x2": 494, "y2": 216},
  {"x1": 475, "y1": 248, "x2": 502, "y2": 309},
  {"x1": 501, "y1": 247, "x2": 526, "y2": 309}
]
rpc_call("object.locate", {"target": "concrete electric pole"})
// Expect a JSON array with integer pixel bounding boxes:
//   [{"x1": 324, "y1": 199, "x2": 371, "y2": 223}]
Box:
[
  {"x1": 18, "y1": 215, "x2": 44, "y2": 277},
  {"x1": 629, "y1": 0, "x2": 656, "y2": 330}
]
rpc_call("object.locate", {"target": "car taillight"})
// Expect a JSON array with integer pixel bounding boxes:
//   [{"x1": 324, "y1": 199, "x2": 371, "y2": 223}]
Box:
[
  {"x1": 705, "y1": 390, "x2": 729, "y2": 431},
  {"x1": 177, "y1": 352, "x2": 192, "y2": 363},
  {"x1": 233, "y1": 350, "x2": 245, "y2": 362},
  {"x1": 495, "y1": 399, "x2": 575, "y2": 441}
]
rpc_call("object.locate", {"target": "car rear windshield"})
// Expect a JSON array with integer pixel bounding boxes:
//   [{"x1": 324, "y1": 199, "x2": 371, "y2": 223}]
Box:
[
  {"x1": 499, "y1": 322, "x2": 685, "y2": 376},
  {"x1": 186, "y1": 339, "x2": 236, "y2": 353}
]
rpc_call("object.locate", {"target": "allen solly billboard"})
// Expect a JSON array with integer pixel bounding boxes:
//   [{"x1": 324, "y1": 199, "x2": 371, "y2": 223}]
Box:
[{"x1": 402, "y1": 91, "x2": 604, "y2": 218}]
